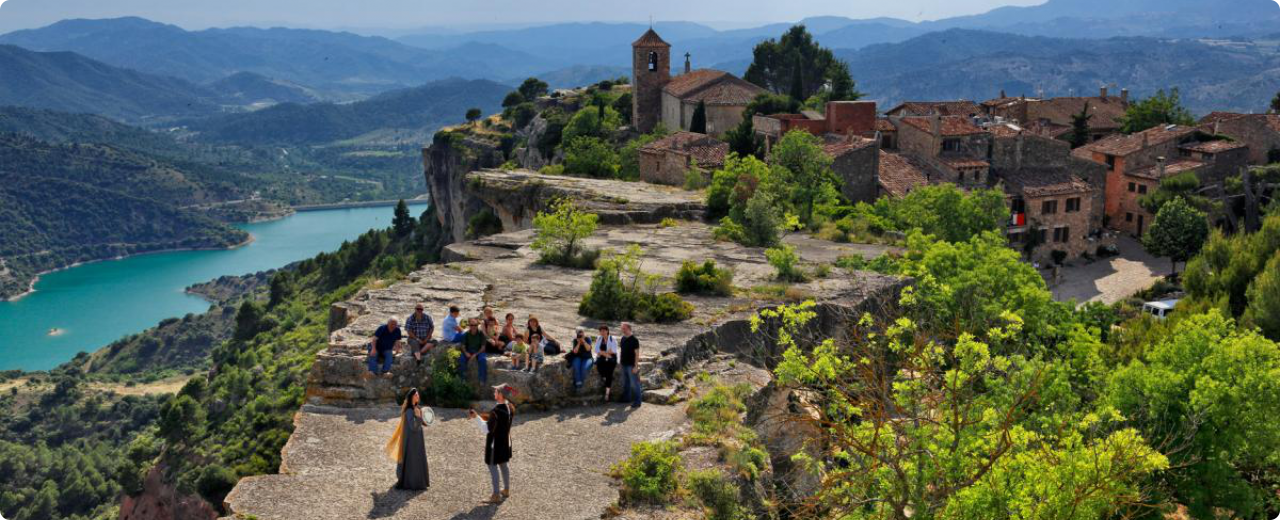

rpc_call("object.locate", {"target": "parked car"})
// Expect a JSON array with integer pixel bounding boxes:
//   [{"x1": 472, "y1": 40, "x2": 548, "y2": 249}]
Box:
[{"x1": 1142, "y1": 299, "x2": 1180, "y2": 320}]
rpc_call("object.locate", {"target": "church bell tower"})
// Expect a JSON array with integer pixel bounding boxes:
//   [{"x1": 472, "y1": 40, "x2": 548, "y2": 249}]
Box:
[{"x1": 631, "y1": 28, "x2": 671, "y2": 133}]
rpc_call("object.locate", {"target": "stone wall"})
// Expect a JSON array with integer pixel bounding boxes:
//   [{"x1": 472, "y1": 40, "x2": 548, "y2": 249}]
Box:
[
  {"x1": 639, "y1": 148, "x2": 691, "y2": 186},
  {"x1": 1211, "y1": 116, "x2": 1280, "y2": 165},
  {"x1": 833, "y1": 144, "x2": 881, "y2": 204}
]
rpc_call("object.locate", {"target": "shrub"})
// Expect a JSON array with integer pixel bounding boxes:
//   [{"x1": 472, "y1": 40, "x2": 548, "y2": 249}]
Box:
[
  {"x1": 423, "y1": 347, "x2": 474, "y2": 407},
  {"x1": 466, "y1": 210, "x2": 503, "y2": 239},
  {"x1": 196, "y1": 464, "x2": 238, "y2": 503},
  {"x1": 725, "y1": 445, "x2": 769, "y2": 482},
  {"x1": 687, "y1": 383, "x2": 752, "y2": 439},
  {"x1": 766, "y1": 245, "x2": 806, "y2": 282},
  {"x1": 640, "y1": 292, "x2": 695, "y2": 323},
  {"x1": 532, "y1": 198, "x2": 599, "y2": 268},
  {"x1": 579, "y1": 246, "x2": 693, "y2": 323},
  {"x1": 617, "y1": 441, "x2": 682, "y2": 504},
  {"x1": 539, "y1": 164, "x2": 565, "y2": 176},
  {"x1": 684, "y1": 167, "x2": 709, "y2": 190},
  {"x1": 686, "y1": 469, "x2": 743, "y2": 520},
  {"x1": 659, "y1": 217, "x2": 679, "y2": 228},
  {"x1": 503, "y1": 102, "x2": 538, "y2": 129},
  {"x1": 835, "y1": 254, "x2": 901, "y2": 274},
  {"x1": 563, "y1": 136, "x2": 620, "y2": 178},
  {"x1": 676, "y1": 260, "x2": 734, "y2": 296},
  {"x1": 579, "y1": 262, "x2": 636, "y2": 321}
]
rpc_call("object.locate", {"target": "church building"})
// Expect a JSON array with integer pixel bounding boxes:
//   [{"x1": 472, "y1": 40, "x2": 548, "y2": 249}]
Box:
[{"x1": 631, "y1": 28, "x2": 766, "y2": 137}]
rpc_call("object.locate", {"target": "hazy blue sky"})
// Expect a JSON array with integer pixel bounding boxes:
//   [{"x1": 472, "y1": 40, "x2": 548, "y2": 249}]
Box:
[{"x1": 0, "y1": 0, "x2": 1046, "y2": 33}]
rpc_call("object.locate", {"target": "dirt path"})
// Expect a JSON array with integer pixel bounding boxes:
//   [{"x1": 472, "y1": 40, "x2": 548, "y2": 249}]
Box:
[
  {"x1": 225, "y1": 404, "x2": 687, "y2": 520},
  {"x1": 89, "y1": 375, "x2": 193, "y2": 396}
]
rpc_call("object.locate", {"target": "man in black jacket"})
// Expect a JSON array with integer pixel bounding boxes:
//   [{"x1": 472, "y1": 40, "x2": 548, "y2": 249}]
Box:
[{"x1": 619, "y1": 322, "x2": 642, "y2": 408}]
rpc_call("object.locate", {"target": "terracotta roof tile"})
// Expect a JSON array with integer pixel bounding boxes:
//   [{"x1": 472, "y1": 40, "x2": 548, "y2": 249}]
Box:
[
  {"x1": 878, "y1": 151, "x2": 930, "y2": 198},
  {"x1": 663, "y1": 69, "x2": 730, "y2": 98},
  {"x1": 898, "y1": 116, "x2": 986, "y2": 136},
  {"x1": 875, "y1": 119, "x2": 896, "y2": 132},
  {"x1": 640, "y1": 131, "x2": 729, "y2": 168},
  {"x1": 1079, "y1": 124, "x2": 1198, "y2": 157},
  {"x1": 684, "y1": 80, "x2": 767, "y2": 106},
  {"x1": 1200, "y1": 112, "x2": 1248, "y2": 125},
  {"x1": 940, "y1": 157, "x2": 990, "y2": 169},
  {"x1": 821, "y1": 135, "x2": 876, "y2": 157},
  {"x1": 998, "y1": 168, "x2": 1095, "y2": 198},
  {"x1": 632, "y1": 28, "x2": 670, "y2": 47},
  {"x1": 1128, "y1": 159, "x2": 1203, "y2": 180},
  {"x1": 1179, "y1": 140, "x2": 1247, "y2": 154},
  {"x1": 1025, "y1": 96, "x2": 1127, "y2": 131},
  {"x1": 887, "y1": 101, "x2": 982, "y2": 117}
]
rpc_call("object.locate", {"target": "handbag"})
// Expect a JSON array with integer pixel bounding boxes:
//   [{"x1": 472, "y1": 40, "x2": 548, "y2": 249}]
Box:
[{"x1": 543, "y1": 342, "x2": 561, "y2": 356}]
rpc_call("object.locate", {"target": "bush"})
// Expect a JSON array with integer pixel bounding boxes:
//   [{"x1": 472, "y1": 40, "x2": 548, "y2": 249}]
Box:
[
  {"x1": 466, "y1": 210, "x2": 503, "y2": 239},
  {"x1": 640, "y1": 292, "x2": 695, "y2": 323},
  {"x1": 617, "y1": 441, "x2": 682, "y2": 504},
  {"x1": 686, "y1": 469, "x2": 743, "y2": 520},
  {"x1": 725, "y1": 445, "x2": 769, "y2": 481},
  {"x1": 563, "y1": 136, "x2": 621, "y2": 178},
  {"x1": 676, "y1": 260, "x2": 734, "y2": 296},
  {"x1": 659, "y1": 218, "x2": 679, "y2": 228},
  {"x1": 423, "y1": 347, "x2": 475, "y2": 407},
  {"x1": 766, "y1": 245, "x2": 806, "y2": 282},
  {"x1": 539, "y1": 164, "x2": 565, "y2": 176},
  {"x1": 579, "y1": 262, "x2": 635, "y2": 321},
  {"x1": 579, "y1": 246, "x2": 693, "y2": 323},
  {"x1": 503, "y1": 102, "x2": 538, "y2": 129},
  {"x1": 196, "y1": 465, "x2": 238, "y2": 503},
  {"x1": 532, "y1": 198, "x2": 600, "y2": 268},
  {"x1": 684, "y1": 167, "x2": 709, "y2": 190}
]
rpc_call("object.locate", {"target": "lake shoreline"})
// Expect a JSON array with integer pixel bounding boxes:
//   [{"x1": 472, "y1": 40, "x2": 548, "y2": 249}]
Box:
[
  {"x1": 293, "y1": 198, "x2": 429, "y2": 212},
  {"x1": 3, "y1": 234, "x2": 257, "y2": 303}
]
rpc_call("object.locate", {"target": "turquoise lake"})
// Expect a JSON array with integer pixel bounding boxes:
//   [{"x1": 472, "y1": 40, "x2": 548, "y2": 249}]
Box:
[{"x1": 0, "y1": 203, "x2": 427, "y2": 371}]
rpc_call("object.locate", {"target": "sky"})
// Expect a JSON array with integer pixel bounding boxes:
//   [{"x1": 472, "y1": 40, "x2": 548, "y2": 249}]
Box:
[{"x1": 0, "y1": 0, "x2": 1047, "y2": 34}]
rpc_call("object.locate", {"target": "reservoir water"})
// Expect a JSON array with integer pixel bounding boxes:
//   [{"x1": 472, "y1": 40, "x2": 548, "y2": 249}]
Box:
[{"x1": 0, "y1": 203, "x2": 427, "y2": 371}]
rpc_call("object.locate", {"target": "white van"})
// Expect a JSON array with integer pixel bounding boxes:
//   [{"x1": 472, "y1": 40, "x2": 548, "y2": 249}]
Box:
[{"x1": 1142, "y1": 299, "x2": 1180, "y2": 320}]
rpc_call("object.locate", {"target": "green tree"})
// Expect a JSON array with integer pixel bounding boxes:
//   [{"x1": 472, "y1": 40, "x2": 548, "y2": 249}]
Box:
[
  {"x1": 1106, "y1": 311, "x2": 1280, "y2": 519},
  {"x1": 517, "y1": 77, "x2": 549, "y2": 100},
  {"x1": 531, "y1": 197, "x2": 599, "y2": 267},
  {"x1": 232, "y1": 300, "x2": 263, "y2": 342},
  {"x1": 1271, "y1": 90, "x2": 1280, "y2": 114},
  {"x1": 157, "y1": 394, "x2": 205, "y2": 444},
  {"x1": 563, "y1": 105, "x2": 622, "y2": 142},
  {"x1": 743, "y1": 25, "x2": 858, "y2": 101},
  {"x1": 1143, "y1": 196, "x2": 1209, "y2": 275},
  {"x1": 465, "y1": 107, "x2": 482, "y2": 122},
  {"x1": 705, "y1": 153, "x2": 770, "y2": 219},
  {"x1": 501, "y1": 91, "x2": 525, "y2": 108},
  {"x1": 763, "y1": 130, "x2": 838, "y2": 229},
  {"x1": 612, "y1": 92, "x2": 633, "y2": 123},
  {"x1": 563, "y1": 136, "x2": 620, "y2": 179},
  {"x1": 618, "y1": 125, "x2": 668, "y2": 180},
  {"x1": 855, "y1": 184, "x2": 1008, "y2": 244},
  {"x1": 1245, "y1": 253, "x2": 1280, "y2": 338},
  {"x1": 1069, "y1": 102, "x2": 1093, "y2": 148},
  {"x1": 690, "y1": 100, "x2": 708, "y2": 134},
  {"x1": 1184, "y1": 214, "x2": 1280, "y2": 319},
  {"x1": 392, "y1": 199, "x2": 414, "y2": 237},
  {"x1": 1120, "y1": 88, "x2": 1196, "y2": 134}
]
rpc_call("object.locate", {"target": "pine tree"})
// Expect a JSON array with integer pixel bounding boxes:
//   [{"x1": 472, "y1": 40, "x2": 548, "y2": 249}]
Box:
[
  {"x1": 1068, "y1": 102, "x2": 1093, "y2": 148},
  {"x1": 392, "y1": 199, "x2": 414, "y2": 237},
  {"x1": 690, "y1": 101, "x2": 708, "y2": 134},
  {"x1": 788, "y1": 56, "x2": 805, "y2": 102}
]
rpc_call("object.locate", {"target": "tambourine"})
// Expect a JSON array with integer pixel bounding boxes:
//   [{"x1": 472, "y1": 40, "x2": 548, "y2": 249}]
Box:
[{"x1": 420, "y1": 406, "x2": 436, "y2": 426}]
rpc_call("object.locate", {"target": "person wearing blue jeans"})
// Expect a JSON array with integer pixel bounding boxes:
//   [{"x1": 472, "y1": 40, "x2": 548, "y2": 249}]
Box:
[
  {"x1": 367, "y1": 318, "x2": 403, "y2": 378},
  {"x1": 619, "y1": 322, "x2": 642, "y2": 408},
  {"x1": 457, "y1": 318, "x2": 489, "y2": 385},
  {"x1": 567, "y1": 327, "x2": 593, "y2": 391}
]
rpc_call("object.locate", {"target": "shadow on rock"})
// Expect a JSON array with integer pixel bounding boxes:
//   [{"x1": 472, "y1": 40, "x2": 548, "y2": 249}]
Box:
[
  {"x1": 445, "y1": 503, "x2": 501, "y2": 520},
  {"x1": 368, "y1": 486, "x2": 425, "y2": 519}
]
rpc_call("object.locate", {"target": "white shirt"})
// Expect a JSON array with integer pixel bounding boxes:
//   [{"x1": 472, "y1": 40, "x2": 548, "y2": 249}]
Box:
[{"x1": 593, "y1": 335, "x2": 619, "y2": 359}]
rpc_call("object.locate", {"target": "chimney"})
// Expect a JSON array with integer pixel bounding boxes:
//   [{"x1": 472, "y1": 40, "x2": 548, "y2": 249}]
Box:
[
  {"x1": 931, "y1": 115, "x2": 942, "y2": 142},
  {"x1": 684, "y1": 52, "x2": 691, "y2": 74},
  {"x1": 1100, "y1": 85, "x2": 1109, "y2": 98},
  {"x1": 1121, "y1": 88, "x2": 1129, "y2": 106},
  {"x1": 1157, "y1": 156, "x2": 1166, "y2": 178},
  {"x1": 1142, "y1": 131, "x2": 1149, "y2": 148}
]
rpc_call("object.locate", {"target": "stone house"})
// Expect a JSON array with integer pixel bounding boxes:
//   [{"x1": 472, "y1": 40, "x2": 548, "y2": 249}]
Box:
[
  {"x1": 998, "y1": 168, "x2": 1099, "y2": 263},
  {"x1": 752, "y1": 100, "x2": 878, "y2": 150},
  {"x1": 1199, "y1": 112, "x2": 1280, "y2": 165},
  {"x1": 893, "y1": 115, "x2": 992, "y2": 189},
  {"x1": 630, "y1": 28, "x2": 765, "y2": 138},
  {"x1": 823, "y1": 135, "x2": 881, "y2": 203},
  {"x1": 885, "y1": 101, "x2": 983, "y2": 118},
  {"x1": 637, "y1": 131, "x2": 729, "y2": 186},
  {"x1": 983, "y1": 87, "x2": 1130, "y2": 144},
  {"x1": 987, "y1": 122, "x2": 1107, "y2": 232},
  {"x1": 1074, "y1": 124, "x2": 1212, "y2": 236}
]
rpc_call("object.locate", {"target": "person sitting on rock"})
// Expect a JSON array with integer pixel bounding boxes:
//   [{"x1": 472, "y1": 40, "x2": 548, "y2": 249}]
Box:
[
  {"x1": 483, "y1": 317, "x2": 506, "y2": 355},
  {"x1": 405, "y1": 304, "x2": 437, "y2": 365},
  {"x1": 458, "y1": 318, "x2": 489, "y2": 385},
  {"x1": 526, "y1": 315, "x2": 561, "y2": 356},
  {"x1": 499, "y1": 313, "x2": 518, "y2": 344},
  {"x1": 593, "y1": 325, "x2": 619, "y2": 401},
  {"x1": 442, "y1": 306, "x2": 464, "y2": 343},
  {"x1": 505, "y1": 333, "x2": 530, "y2": 371},
  {"x1": 523, "y1": 333, "x2": 546, "y2": 373},
  {"x1": 567, "y1": 327, "x2": 593, "y2": 391},
  {"x1": 366, "y1": 318, "x2": 403, "y2": 379}
]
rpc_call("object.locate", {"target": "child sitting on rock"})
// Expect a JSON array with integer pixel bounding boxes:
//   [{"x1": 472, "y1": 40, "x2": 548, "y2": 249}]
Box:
[
  {"x1": 524, "y1": 333, "x2": 547, "y2": 373},
  {"x1": 505, "y1": 333, "x2": 530, "y2": 371}
]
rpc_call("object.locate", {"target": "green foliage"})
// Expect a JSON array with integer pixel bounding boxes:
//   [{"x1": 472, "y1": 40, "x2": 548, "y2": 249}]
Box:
[
  {"x1": 579, "y1": 246, "x2": 693, "y2": 323},
  {"x1": 501, "y1": 91, "x2": 525, "y2": 108},
  {"x1": 676, "y1": 260, "x2": 734, "y2": 296},
  {"x1": 422, "y1": 347, "x2": 476, "y2": 408},
  {"x1": 612, "y1": 92, "x2": 633, "y2": 123},
  {"x1": 618, "y1": 125, "x2": 668, "y2": 181},
  {"x1": 563, "y1": 136, "x2": 620, "y2": 178},
  {"x1": 1068, "y1": 101, "x2": 1092, "y2": 148},
  {"x1": 1244, "y1": 253, "x2": 1280, "y2": 339},
  {"x1": 465, "y1": 107, "x2": 482, "y2": 122},
  {"x1": 1184, "y1": 214, "x2": 1280, "y2": 321},
  {"x1": 1106, "y1": 311, "x2": 1280, "y2": 518},
  {"x1": 563, "y1": 104, "x2": 623, "y2": 142},
  {"x1": 690, "y1": 100, "x2": 708, "y2": 134},
  {"x1": 516, "y1": 77, "x2": 548, "y2": 101},
  {"x1": 853, "y1": 184, "x2": 1008, "y2": 243},
  {"x1": 764, "y1": 130, "x2": 840, "y2": 229},
  {"x1": 686, "y1": 469, "x2": 743, "y2": 520},
  {"x1": 616, "y1": 441, "x2": 682, "y2": 504},
  {"x1": 743, "y1": 25, "x2": 860, "y2": 101},
  {"x1": 1120, "y1": 88, "x2": 1196, "y2": 134},
  {"x1": 766, "y1": 245, "x2": 807, "y2": 282},
  {"x1": 531, "y1": 197, "x2": 600, "y2": 268},
  {"x1": 536, "y1": 108, "x2": 570, "y2": 158},
  {"x1": 1142, "y1": 196, "x2": 1209, "y2": 274},
  {"x1": 1138, "y1": 170, "x2": 1215, "y2": 216},
  {"x1": 683, "y1": 166, "x2": 709, "y2": 190},
  {"x1": 1271, "y1": 90, "x2": 1280, "y2": 114},
  {"x1": 465, "y1": 209, "x2": 503, "y2": 239},
  {"x1": 196, "y1": 464, "x2": 238, "y2": 503},
  {"x1": 705, "y1": 153, "x2": 767, "y2": 220},
  {"x1": 392, "y1": 199, "x2": 414, "y2": 237},
  {"x1": 834, "y1": 253, "x2": 902, "y2": 274},
  {"x1": 503, "y1": 102, "x2": 538, "y2": 129}
]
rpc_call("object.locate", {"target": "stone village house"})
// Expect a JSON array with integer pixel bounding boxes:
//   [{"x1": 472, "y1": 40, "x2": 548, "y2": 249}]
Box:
[
  {"x1": 982, "y1": 87, "x2": 1130, "y2": 145},
  {"x1": 631, "y1": 28, "x2": 766, "y2": 138},
  {"x1": 637, "y1": 131, "x2": 729, "y2": 186},
  {"x1": 1199, "y1": 112, "x2": 1280, "y2": 165}
]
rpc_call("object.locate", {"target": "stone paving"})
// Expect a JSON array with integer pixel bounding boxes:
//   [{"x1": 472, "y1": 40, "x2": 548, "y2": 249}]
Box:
[
  {"x1": 225, "y1": 403, "x2": 688, "y2": 520},
  {"x1": 1048, "y1": 236, "x2": 1171, "y2": 305}
]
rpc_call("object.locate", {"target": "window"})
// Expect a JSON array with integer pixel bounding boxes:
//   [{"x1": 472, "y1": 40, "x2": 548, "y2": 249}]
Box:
[
  {"x1": 1011, "y1": 198, "x2": 1026, "y2": 213},
  {"x1": 1106, "y1": 155, "x2": 1117, "y2": 169},
  {"x1": 1053, "y1": 226, "x2": 1071, "y2": 243},
  {"x1": 648, "y1": 51, "x2": 658, "y2": 71},
  {"x1": 1034, "y1": 228, "x2": 1048, "y2": 244},
  {"x1": 1126, "y1": 212, "x2": 1134, "y2": 222},
  {"x1": 1128, "y1": 182, "x2": 1136, "y2": 193},
  {"x1": 942, "y1": 138, "x2": 961, "y2": 152},
  {"x1": 1066, "y1": 197, "x2": 1081, "y2": 213},
  {"x1": 973, "y1": 170, "x2": 982, "y2": 182},
  {"x1": 1041, "y1": 200, "x2": 1058, "y2": 214},
  {"x1": 1008, "y1": 231, "x2": 1025, "y2": 244},
  {"x1": 1138, "y1": 184, "x2": 1148, "y2": 195}
]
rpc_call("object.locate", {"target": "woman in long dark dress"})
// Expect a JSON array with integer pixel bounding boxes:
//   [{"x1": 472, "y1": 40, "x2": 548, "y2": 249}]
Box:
[
  {"x1": 392, "y1": 388, "x2": 430, "y2": 490},
  {"x1": 470, "y1": 384, "x2": 516, "y2": 504}
]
